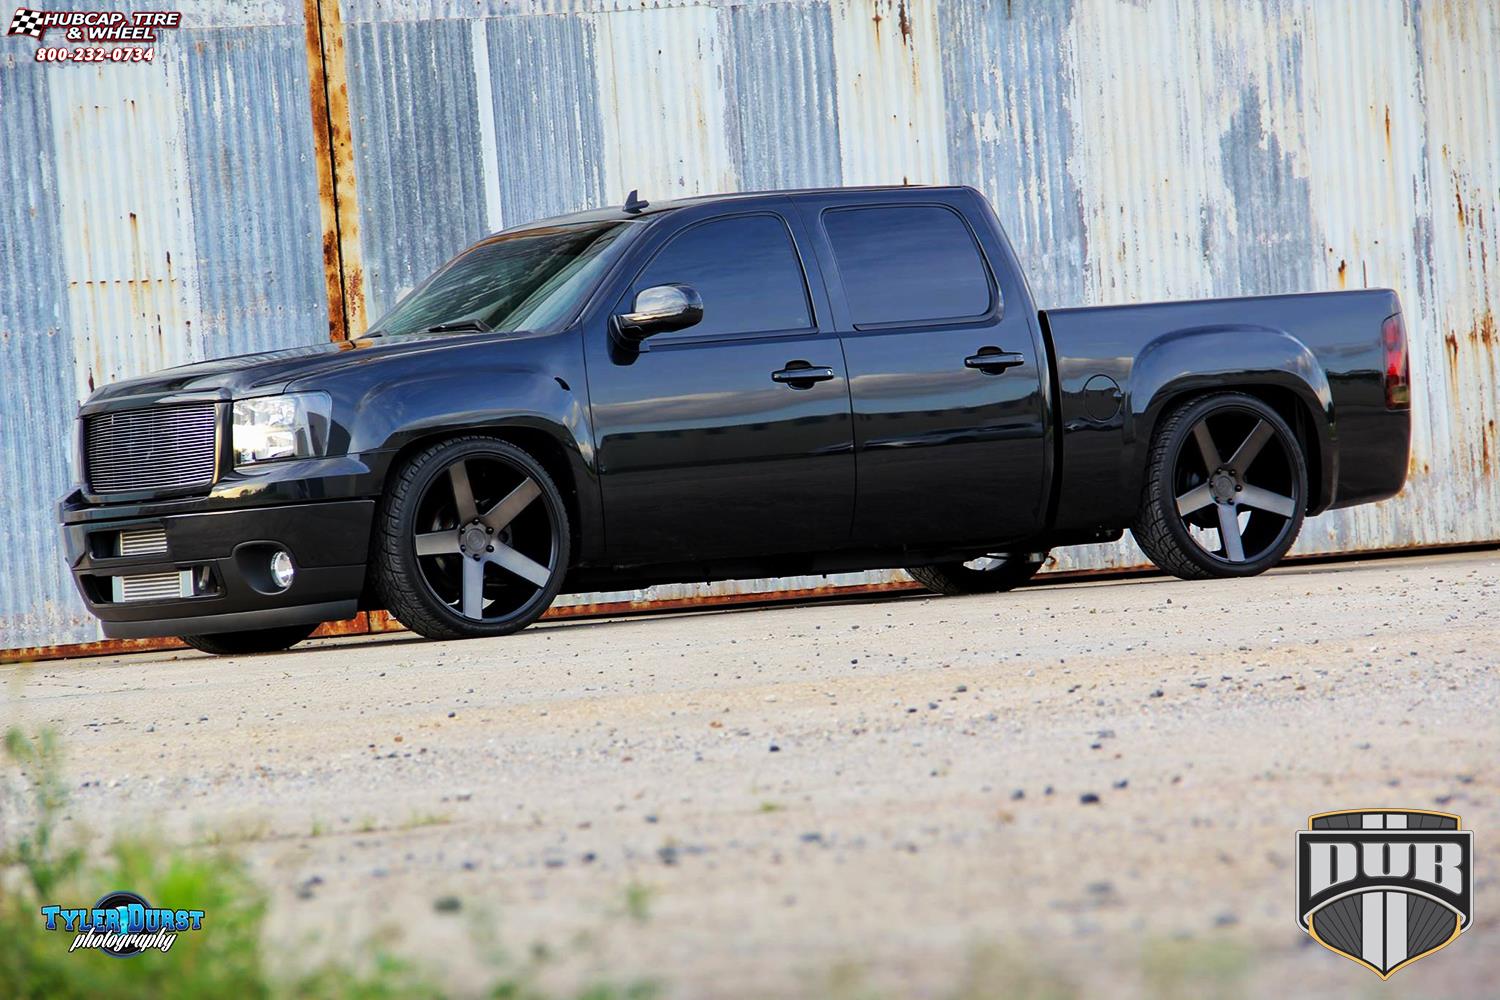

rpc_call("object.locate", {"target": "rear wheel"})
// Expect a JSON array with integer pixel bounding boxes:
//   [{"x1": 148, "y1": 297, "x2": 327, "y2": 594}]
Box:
[
  {"x1": 374, "y1": 437, "x2": 570, "y2": 641},
  {"x1": 1131, "y1": 392, "x2": 1307, "y2": 579},
  {"x1": 906, "y1": 551, "x2": 1048, "y2": 596},
  {"x1": 179, "y1": 623, "x2": 318, "y2": 656}
]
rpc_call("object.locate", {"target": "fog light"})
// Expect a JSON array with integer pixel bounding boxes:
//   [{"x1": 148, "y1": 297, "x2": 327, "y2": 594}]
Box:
[{"x1": 269, "y1": 550, "x2": 295, "y2": 590}]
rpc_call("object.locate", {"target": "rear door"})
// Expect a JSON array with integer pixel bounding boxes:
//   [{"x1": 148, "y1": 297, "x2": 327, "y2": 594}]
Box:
[
  {"x1": 796, "y1": 190, "x2": 1049, "y2": 548},
  {"x1": 584, "y1": 202, "x2": 855, "y2": 564}
]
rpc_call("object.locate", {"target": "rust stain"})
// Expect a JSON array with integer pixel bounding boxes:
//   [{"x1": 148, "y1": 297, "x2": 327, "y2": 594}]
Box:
[
  {"x1": 1336, "y1": 259, "x2": 1347, "y2": 288},
  {"x1": 897, "y1": 0, "x2": 913, "y2": 45},
  {"x1": 302, "y1": 0, "x2": 364, "y2": 342},
  {"x1": 1, "y1": 615, "x2": 372, "y2": 665},
  {"x1": 1477, "y1": 310, "x2": 1495, "y2": 346},
  {"x1": 1456, "y1": 187, "x2": 1466, "y2": 228},
  {"x1": 1383, "y1": 105, "x2": 1391, "y2": 151}
]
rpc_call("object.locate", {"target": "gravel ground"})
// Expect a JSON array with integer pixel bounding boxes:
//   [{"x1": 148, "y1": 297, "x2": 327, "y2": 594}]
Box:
[{"x1": 3, "y1": 550, "x2": 1497, "y2": 998}]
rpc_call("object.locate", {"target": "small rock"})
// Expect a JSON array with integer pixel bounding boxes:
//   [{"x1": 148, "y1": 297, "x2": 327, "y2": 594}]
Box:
[
  {"x1": 1080, "y1": 793, "x2": 1100, "y2": 805},
  {"x1": 433, "y1": 896, "x2": 462, "y2": 913},
  {"x1": 1113, "y1": 779, "x2": 1129, "y2": 790},
  {"x1": 768, "y1": 744, "x2": 780, "y2": 753},
  {"x1": 657, "y1": 845, "x2": 679, "y2": 866},
  {"x1": 1011, "y1": 789, "x2": 1025, "y2": 801},
  {"x1": 1149, "y1": 689, "x2": 1164, "y2": 699},
  {"x1": 1214, "y1": 912, "x2": 1239, "y2": 927}
]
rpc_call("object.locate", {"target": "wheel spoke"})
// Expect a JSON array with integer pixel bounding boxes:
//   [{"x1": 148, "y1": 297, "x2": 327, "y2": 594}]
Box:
[
  {"x1": 449, "y1": 460, "x2": 478, "y2": 522},
  {"x1": 480, "y1": 478, "x2": 541, "y2": 533},
  {"x1": 1216, "y1": 504, "x2": 1246, "y2": 561},
  {"x1": 1175, "y1": 483, "x2": 1214, "y2": 516},
  {"x1": 1192, "y1": 421, "x2": 1222, "y2": 469},
  {"x1": 415, "y1": 531, "x2": 460, "y2": 556},
  {"x1": 1226, "y1": 419, "x2": 1274, "y2": 473},
  {"x1": 461, "y1": 557, "x2": 486, "y2": 618},
  {"x1": 1239, "y1": 484, "x2": 1296, "y2": 518},
  {"x1": 487, "y1": 544, "x2": 551, "y2": 588}
]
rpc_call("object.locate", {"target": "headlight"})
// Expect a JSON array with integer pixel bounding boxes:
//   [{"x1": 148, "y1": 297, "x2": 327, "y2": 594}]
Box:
[{"x1": 232, "y1": 393, "x2": 332, "y2": 467}]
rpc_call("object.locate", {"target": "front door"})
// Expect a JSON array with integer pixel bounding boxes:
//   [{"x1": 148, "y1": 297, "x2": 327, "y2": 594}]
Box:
[
  {"x1": 585, "y1": 206, "x2": 854, "y2": 564},
  {"x1": 801, "y1": 194, "x2": 1050, "y2": 549}
]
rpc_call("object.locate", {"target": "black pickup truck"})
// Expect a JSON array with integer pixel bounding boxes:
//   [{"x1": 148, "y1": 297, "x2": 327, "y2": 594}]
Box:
[{"x1": 60, "y1": 186, "x2": 1411, "y2": 654}]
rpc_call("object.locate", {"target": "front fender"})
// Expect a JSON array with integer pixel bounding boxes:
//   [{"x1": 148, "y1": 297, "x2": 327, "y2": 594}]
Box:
[
  {"x1": 342, "y1": 367, "x2": 603, "y2": 561},
  {"x1": 1128, "y1": 326, "x2": 1336, "y2": 513}
]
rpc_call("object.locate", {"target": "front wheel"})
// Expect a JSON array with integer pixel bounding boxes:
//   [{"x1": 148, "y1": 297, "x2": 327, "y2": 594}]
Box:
[
  {"x1": 179, "y1": 623, "x2": 318, "y2": 656},
  {"x1": 1131, "y1": 392, "x2": 1307, "y2": 579},
  {"x1": 374, "y1": 437, "x2": 571, "y2": 641},
  {"x1": 906, "y1": 551, "x2": 1048, "y2": 596}
]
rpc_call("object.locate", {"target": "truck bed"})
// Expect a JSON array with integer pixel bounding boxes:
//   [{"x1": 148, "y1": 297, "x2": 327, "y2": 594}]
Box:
[{"x1": 1040, "y1": 288, "x2": 1409, "y2": 537}]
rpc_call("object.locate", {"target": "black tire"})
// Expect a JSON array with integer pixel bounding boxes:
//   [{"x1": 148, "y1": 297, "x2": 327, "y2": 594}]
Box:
[
  {"x1": 179, "y1": 623, "x2": 318, "y2": 656},
  {"x1": 906, "y1": 551, "x2": 1048, "y2": 596},
  {"x1": 1131, "y1": 392, "x2": 1307, "y2": 580},
  {"x1": 374, "y1": 436, "x2": 570, "y2": 641}
]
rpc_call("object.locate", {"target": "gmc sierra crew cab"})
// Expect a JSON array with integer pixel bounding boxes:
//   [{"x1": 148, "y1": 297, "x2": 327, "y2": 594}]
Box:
[{"x1": 60, "y1": 186, "x2": 1412, "y2": 654}]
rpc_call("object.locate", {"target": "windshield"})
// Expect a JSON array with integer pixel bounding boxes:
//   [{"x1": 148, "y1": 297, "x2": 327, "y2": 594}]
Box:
[{"x1": 365, "y1": 220, "x2": 636, "y2": 338}]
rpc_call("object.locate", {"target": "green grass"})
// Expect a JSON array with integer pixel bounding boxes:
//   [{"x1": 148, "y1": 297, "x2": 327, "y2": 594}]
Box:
[{"x1": 0, "y1": 727, "x2": 656, "y2": 1000}]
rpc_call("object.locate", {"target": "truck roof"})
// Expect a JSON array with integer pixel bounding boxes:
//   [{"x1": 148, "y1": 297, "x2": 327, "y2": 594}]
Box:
[{"x1": 495, "y1": 184, "x2": 973, "y2": 235}]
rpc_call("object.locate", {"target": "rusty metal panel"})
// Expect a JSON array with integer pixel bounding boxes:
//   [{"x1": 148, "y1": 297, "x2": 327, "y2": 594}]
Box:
[
  {"x1": 593, "y1": 5, "x2": 736, "y2": 200},
  {"x1": 938, "y1": 0, "x2": 1087, "y2": 309},
  {"x1": 828, "y1": 0, "x2": 949, "y2": 186},
  {"x1": 482, "y1": 14, "x2": 608, "y2": 228},
  {"x1": 178, "y1": 25, "x2": 330, "y2": 356},
  {"x1": 726, "y1": 2, "x2": 843, "y2": 191},
  {"x1": 0, "y1": 53, "x2": 92, "y2": 650},
  {"x1": 344, "y1": 17, "x2": 490, "y2": 319},
  {"x1": 0, "y1": 3, "x2": 338, "y2": 651}
]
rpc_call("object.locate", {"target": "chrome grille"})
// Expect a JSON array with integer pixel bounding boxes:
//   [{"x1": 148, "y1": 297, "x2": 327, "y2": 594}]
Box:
[
  {"x1": 118, "y1": 526, "x2": 168, "y2": 556},
  {"x1": 112, "y1": 570, "x2": 192, "y2": 603},
  {"x1": 85, "y1": 403, "x2": 218, "y2": 495}
]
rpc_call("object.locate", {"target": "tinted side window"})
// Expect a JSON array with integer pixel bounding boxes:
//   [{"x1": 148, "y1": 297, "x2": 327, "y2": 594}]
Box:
[
  {"x1": 823, "y1": 206, "x2": 993, "y2": 327},
  {"x1": 636, "y1": 214, "x2": 812, "y2": 338}
]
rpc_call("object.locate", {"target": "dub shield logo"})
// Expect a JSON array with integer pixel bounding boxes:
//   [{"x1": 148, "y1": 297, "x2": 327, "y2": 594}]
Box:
[{"x1": 1296, "y1": 809, "x2": 1473, "y2": 978}]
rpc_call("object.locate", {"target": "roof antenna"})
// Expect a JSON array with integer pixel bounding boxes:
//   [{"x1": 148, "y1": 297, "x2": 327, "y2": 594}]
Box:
[{"x1": 623, "y1": 189, "x2": 649, "y2": 214}]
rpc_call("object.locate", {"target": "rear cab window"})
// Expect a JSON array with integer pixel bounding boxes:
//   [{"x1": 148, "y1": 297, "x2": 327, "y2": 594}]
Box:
[{"x1": 821, "y1": 205, "x2": 995, "y2": 328}]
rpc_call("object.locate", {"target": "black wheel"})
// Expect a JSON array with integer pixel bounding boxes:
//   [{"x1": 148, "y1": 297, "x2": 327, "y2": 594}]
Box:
[
  {"x1": 374, "y1": 437, "x2": 570, "y2": 640},
  {"x1": 1131, "y1": 392, "x2": 1307, "y2": 579},
  {"x1": 906, "y1": 551, "x2": 1048, "y2": 596},
  {"x1": 179, "y1": 623, "x2": 318, "y2": 656}
]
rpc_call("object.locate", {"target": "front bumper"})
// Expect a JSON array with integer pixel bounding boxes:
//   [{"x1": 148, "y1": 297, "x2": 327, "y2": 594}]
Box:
[{"x1": 61, "y1": 497, "x2": 375, "y2": 639}]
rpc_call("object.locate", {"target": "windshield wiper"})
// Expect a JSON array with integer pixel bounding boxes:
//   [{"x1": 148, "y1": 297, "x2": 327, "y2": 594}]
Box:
[{"x1": 425, "y1": 319, "x2": 492, "y2": 334}]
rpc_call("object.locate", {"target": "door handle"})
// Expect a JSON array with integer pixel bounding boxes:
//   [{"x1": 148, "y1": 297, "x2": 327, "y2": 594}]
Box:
[
  {"x1": 771, "y1": 362, "x2": 836, "y2": 388},
  {"x1": 964, "y1": 348, "x2": 1025, "y2": 374}
]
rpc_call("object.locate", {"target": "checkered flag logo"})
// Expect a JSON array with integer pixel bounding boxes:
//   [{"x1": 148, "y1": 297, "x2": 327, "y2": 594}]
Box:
[{"x1": 8, "y1": 8, "x2": 45, "y2": 40}]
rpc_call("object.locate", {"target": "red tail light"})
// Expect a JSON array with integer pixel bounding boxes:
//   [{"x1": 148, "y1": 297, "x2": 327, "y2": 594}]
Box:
[{"x1": 1382, "y1": 313, "x2": 1410, "y2": 409}]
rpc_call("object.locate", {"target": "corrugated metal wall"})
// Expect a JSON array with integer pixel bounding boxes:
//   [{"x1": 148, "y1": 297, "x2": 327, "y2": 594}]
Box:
[{"x1": 3, "y1": 0, "x2": 1496, "y2": 652}]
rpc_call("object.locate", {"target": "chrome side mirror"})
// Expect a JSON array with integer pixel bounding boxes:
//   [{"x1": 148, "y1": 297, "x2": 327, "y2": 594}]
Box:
[{"x1": 614, "y1": 284, "x2": 704, "y2": 342}]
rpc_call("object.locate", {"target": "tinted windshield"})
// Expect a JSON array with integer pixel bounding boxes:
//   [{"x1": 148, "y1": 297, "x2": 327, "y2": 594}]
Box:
[{"x1": 366, "y1": 221, "x2": 636, "y2": 337}]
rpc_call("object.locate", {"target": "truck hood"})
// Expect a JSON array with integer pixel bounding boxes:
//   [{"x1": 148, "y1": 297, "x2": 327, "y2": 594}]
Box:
[{"x1": 80, "y1": 331, "x2": 502, "y2": 411}]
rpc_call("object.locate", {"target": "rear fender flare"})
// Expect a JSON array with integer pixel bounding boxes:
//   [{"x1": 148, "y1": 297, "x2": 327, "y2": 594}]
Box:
[{"x1": 1126, "y1": 326, "x2": 1335, "y2": 513}]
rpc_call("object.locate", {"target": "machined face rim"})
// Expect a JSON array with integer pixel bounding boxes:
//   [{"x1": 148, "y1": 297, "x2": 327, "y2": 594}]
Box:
[
  {"x1": 1172, "y1": 406, "x2": 1301, "y2": 565},
  {"x1": 411, "y1": 454, "x2": 558, "y2": 623}
]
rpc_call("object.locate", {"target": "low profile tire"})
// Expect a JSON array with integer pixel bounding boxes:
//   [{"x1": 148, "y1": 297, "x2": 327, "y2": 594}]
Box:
[
  {"x1": 179, "y1": 623, "x2": 318, "y2": 656},
  {"x1": 1131, "y1": 392, "x2": 1307, "y2": 580},
  {"x1": 374, "y1": 436, "x2": 570, "y2": 641},
  {"x1": 906, "y1": 551, "x2": 1048, "y2": 596}
]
